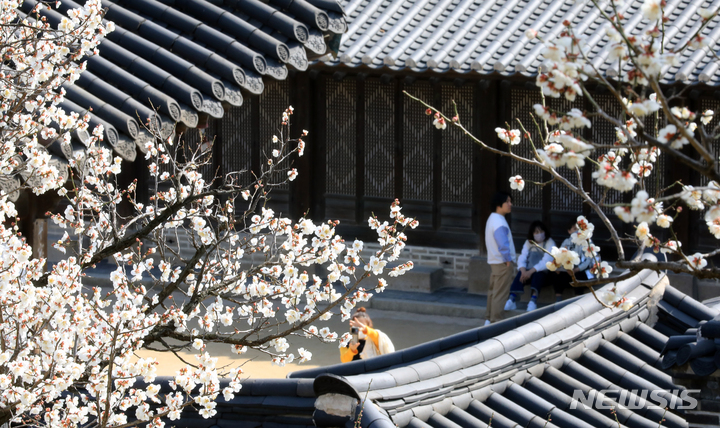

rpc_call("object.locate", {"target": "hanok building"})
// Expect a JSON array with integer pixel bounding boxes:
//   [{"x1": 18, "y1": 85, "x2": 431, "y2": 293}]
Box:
[
  {"x1": 15, "y1": 2, "x2": 720, "y2": 426},
  {"x1": 306, "y1": 0, "x2": 720, "y2": 274},
  {"x1": 19, "y1": 0, "x2": 347, "y2": 257},
  {"x1": 25, "y1": 1, "x2": 720, "y2": 291}
]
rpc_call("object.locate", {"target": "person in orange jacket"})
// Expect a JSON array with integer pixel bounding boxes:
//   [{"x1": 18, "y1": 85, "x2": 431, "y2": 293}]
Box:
[{"x1": 340, "y1": 307, "x2": 394, "y2": 363}]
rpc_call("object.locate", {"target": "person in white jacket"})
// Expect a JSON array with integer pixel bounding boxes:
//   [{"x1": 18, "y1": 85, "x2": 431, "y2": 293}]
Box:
[
  {"x1": 549, "y1": 220, "x2": 596, "y2": 302},
  {"x1": 504, "y1": 221, "x2": 555, "y2": 312}
]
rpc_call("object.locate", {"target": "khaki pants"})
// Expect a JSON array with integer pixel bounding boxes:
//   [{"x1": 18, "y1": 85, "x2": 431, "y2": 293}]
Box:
[{"x1": 487, "y1": 263, "x2": 515, "y2": 323}]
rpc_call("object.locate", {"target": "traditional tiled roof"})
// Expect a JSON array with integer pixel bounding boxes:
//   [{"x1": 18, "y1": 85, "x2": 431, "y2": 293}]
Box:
[
  {"x1": 658, "y1": 289, "x2": 720, "y2": 376},
  {"x1": 22, "y1": 0, "x2": 345, "y2": 163},
  {"x1": 281, "y1": 268, "x2": 716, "y2": 428},
  {"x1": 124, "y1": 263, "x2": 719, "y2": 427},
  {"x1": 325, "y1": 0, "x2": 720, "y2": 86}
]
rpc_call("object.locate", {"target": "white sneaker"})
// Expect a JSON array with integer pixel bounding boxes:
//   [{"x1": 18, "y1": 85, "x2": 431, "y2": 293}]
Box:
[
  {"x1": 484, "y1": 319, "x2": 491, "y2": 326},
  {"x1": 504, "y1": 298, "x2": 517, "y2": 311},
  {"x1": 527, "y1": 300, "x2": 537, "y2": 312}
]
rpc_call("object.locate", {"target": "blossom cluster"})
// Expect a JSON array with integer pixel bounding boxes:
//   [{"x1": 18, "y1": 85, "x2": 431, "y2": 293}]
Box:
[
  {"x1": 415, "y1": 0, "x2": 720, "y2": 309},
  {"x1": 2, "y1": 94, "x2": 420, "y2": 427},
  {"x1": 545, "y1": 216, "x2": 611, "y2": 280},
  {"x1": 0, "y1": 5, "x2": 419, "y2": 421}
]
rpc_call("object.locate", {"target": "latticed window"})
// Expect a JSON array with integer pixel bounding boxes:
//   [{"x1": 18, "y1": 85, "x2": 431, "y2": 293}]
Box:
[
  {"x1": 508, "y1": 88, "x2": 545, "y2": 209},
  {"x1": 590, "y1": 93, "x2": 627, "y2": 214},
  {"x1": 325, "y1": 79, "x2": 357, "y2": 196},
  {"x1": 220, "y1": 105, "x2": 253, "y2": 186},
  {"x1": 364, "y1": 79, "x2": 395, "y2": 198},
  {"x1": 259, "y1": 80, "x2": 291, "y2": 190},
  {"x1": 699, "y1": 98, "x2": 720, "y2": 186},
  {"x1": 546, "y1": 94, "x2": 584, "y2": 212},
  {"x1": 441, "y1": 84, "x2": 474, "y2": 204},
  {"x1": 403, "y1": 80, "x2": 433, "y2": 201},
  {"x1": 172, "y1": 122, "x2": 218, "y2": 183}
]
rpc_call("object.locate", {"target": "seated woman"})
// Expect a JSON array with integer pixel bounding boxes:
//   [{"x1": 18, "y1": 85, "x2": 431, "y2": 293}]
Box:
[
  {"x1": 549, "y1": 219, "x2": 596, "y2": 302},
  {"x1": 504, "y1": 221, "x2": 555, "y2": 312},
  {"x1": 340, "y1": 307, "x2": 394, "y2": 362}
]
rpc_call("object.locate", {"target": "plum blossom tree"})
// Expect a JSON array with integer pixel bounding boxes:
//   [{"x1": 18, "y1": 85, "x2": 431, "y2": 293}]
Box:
[
  {"x1": 0, "y1": 1, "x2": 417, "y2": 427},
  {"x1": 407, "y1": 0, "x2": 720, "y2": 309}
]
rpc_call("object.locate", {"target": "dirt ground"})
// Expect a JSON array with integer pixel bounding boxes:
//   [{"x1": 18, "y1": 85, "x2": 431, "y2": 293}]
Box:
[{"x1": 135, "y1": 309, "x2": 481, "y2": 379}]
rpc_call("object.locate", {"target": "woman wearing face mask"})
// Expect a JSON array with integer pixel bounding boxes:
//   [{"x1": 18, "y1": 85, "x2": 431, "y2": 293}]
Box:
[
  {"x1": 340, "y1": 307, "x2": 394, "y2": 363},
  {"x1": 504, "y1": 221, "x2": 555, "y2": 312}
]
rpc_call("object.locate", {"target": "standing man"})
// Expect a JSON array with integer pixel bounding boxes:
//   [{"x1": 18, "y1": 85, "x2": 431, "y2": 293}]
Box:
[{"x1": 484, "y1": 191, "x2": 516, "y2": 325}]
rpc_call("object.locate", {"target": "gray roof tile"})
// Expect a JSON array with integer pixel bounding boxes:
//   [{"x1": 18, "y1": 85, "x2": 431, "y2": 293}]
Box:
[
  {"x1": 516, "y1": 322, "x2": 546, "y2": 343},
  {"x1": 24, "y1": 0, "x2": 342, "y2": 161},
  {"x1": 412, "y1": 361, "x2": 444, "y2": 380},
  {"x1": 387, "y1": 367, "x2": 422, "y2": 385},
  {"x1": 483, "y1": 353, "x2": 516, "y2": 371},
  {"x1": 556, "y1": 324, "x2": 586, "y2": 344},
  {"x1": 494, "y1": 330, "x2": 529, "y2": 353},
  {"x1": 325, "y1": 0, "x2": 720, "y2": 86},
  {"x1": 472, "y1": 339, "x2": 505, "y2": 361},
  {"x1": 507, "y1": 344, "x2": 540, "y2": 364},
  {"x1": 445, "y1": 406, "x2": 490, "y2": 428},
  {"x1": 458, "y1": 363, "x2": 492, "y2": 380}
]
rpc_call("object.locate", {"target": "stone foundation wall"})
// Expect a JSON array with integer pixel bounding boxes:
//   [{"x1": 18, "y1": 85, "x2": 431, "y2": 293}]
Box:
[
  {"x1": 45, "y1": 223, "x2": 478, "y2": 288},
  {"x1": 362, "y1": 243, "x2": 477, "y2": 288}
]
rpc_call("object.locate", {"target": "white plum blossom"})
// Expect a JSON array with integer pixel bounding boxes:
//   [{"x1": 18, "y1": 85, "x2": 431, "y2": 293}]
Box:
[
  {"x1": 298, "y1": 348, "x2": 312, "y2": 363},
  {"x1": 641, "y1": 0, "x2": 663, "y2": 22},
  {"x1": 433, "y1": 114, "x2": 447, "y2": 130},
  {"x1": 495, "y1": 128, "x2": 521, "y2": 145},
  {"x1": 681, "y1": 186, "x2": 705, "y2": 210},
  {"x1": 509, "y1": 175, "x2": 525, "y2": 191},
  {"x1": 546, "y1": 247, "x2": 580, "y2": 271},
  {"x1": 656, "y1": 214, "x2": 673, "y2": 228},
  {"x1": 688, "y1": 253, "x2": 708, "y2": 270},
  {"x1": 590, "y1": 261, "x2": 613, "y2": 279},
  {"x1": 620, "y1": 298, "x2": 635, "y2": 311},
  {"x1": 701, "y1": 110, "x2": 714, "y2": 124},
  {"x1": 661, "y1": 240, "x2": 682, "y2": 254},
  {"x1": 635, "y1": 222, "x2": 653, "y2": 246},
  {"x1": 658, "y1": 124, "x2": 689, "y2": 149},
  {"x1": 631, "y1": 191, "x2": 657, "y2": 223}
]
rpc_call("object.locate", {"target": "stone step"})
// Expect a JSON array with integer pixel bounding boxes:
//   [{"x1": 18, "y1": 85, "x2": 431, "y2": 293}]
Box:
[
  {"x1": 366, "y1": 296, "x2": 525, "y2": 320},
  {"x1": 699, "y1": 399, "x2": 720, "y2": 413},
  {"x1": 467, "y1": 256, "x2": 598, "y2": 304},
  {"x1": 684, "y1": 410, "x2": 720, "y2": 425},
  {"x1": 380, "y1": 265, "x2": 444, "y2": 293}
]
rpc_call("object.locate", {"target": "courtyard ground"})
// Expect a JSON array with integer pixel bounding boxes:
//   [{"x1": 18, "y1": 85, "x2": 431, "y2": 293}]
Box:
[{"x1": 135, "y1": 309, "x2": 481, "y2": 378}]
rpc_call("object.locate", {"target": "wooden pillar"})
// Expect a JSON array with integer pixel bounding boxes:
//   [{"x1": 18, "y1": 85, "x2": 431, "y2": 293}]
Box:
[
  {"x1": 355, "y1": 76, "x2": 365, "y2": 225},
  {"x1": 250, "y1": 94, "x2": 261, "y2": 186},
  {"x1": 680, "y1": 94, "x2": 700, "y2": 252},
  {"x1": 290, "y1": 72, "x2": 313, "y2": 220},
  {"x1": 432, "y1": 79, "x2": 442, "y2": 231},
  {"x1": 311, "y1": 72, "x2": 327, "y2": 222},
  {"x1": 33, "y1": 218, "x2": 47, "y2": 261},
  {"x1": 394, "y1": 77, "x2": 404, "y2": 201},
  {"x1": 476, "y1": 80, "x2": 500, "y2": 254}
]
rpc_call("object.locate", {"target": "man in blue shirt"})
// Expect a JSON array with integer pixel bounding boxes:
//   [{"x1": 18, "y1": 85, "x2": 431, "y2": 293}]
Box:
[{"x1": 484, "y1": 191, "x2": 516, "y2": 325}]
